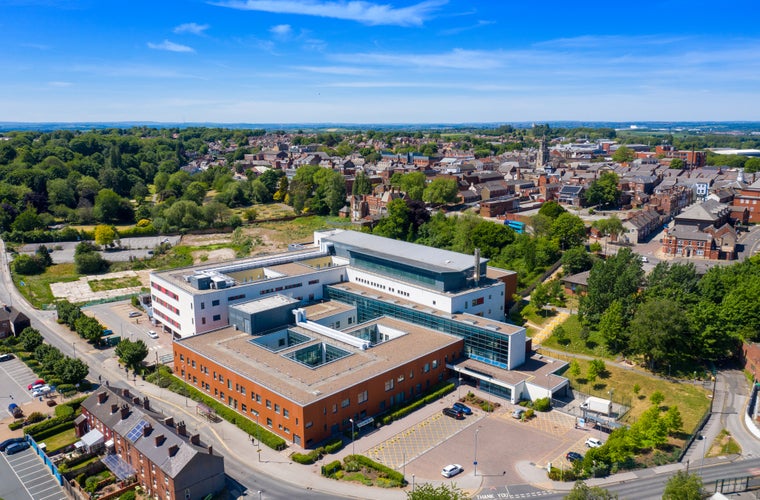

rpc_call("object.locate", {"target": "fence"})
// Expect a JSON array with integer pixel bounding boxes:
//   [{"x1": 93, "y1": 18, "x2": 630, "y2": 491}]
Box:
[{"x1": 26, "y1": 434, "x2": 65, "y2": 486}]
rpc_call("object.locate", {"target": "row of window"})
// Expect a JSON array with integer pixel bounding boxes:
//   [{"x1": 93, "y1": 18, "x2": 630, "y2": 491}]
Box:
[
  {"x1": 154, "y1": 296, "x2": 179, "y2": 314},
  {"x1": 260, "y1": 282, "x2": 304, "y2": 296},
  {"x1": 152, "y1": 282, "x2": 178, "y2": 300},
  {"x1": 154, "y1": 309, "x2": 180, "y2": 328}
]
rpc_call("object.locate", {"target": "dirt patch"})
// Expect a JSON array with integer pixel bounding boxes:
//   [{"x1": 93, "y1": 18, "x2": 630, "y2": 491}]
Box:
[{"x1": 193, "y1": 248, "x2": 236, "y2": 264}]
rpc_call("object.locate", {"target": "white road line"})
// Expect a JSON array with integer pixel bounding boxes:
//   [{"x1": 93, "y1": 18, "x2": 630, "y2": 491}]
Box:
[
  {"x1": 37, "y1": 491, "x2": 66, "y2": 500},
  {"x1": 29, "y1": 482, "x2": 61, "y2": 494},
  {"x1": 34, "y1": 486, "x2": 65, "y2": 500},
  {"x1": 0, "y1": 448, "x2": 35, "y2": 500}
]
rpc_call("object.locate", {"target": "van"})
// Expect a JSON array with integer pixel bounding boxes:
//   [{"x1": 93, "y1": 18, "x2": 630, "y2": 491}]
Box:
[{"x1": 442, "y1": 407, "x2": 464, "y2": 420}]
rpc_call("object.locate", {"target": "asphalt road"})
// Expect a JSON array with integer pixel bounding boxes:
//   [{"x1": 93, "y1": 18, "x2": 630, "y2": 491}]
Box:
[{"x1": 18, "y1": 235, "x2": 182, "y2": 264}]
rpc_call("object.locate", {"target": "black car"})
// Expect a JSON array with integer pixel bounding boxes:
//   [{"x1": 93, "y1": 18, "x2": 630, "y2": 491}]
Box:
[
  {"x1": 0, "y1": 437, "x2": 26, "y2": 452},
  {"x1": 566, "y1": 451, "x2": 583, "y2": 462},
  {"x1": 0, "y1": 353, "x2": 13, "y2": 362},
  {"x1": 442, "y1": 407, "x2": 464, "y2": 420},
  {"x1": 5, "y1": 441, "x2": 30, "y2": 455}
]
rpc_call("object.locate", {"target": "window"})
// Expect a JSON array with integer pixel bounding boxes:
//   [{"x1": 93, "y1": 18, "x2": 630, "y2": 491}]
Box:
[
  {"x1": 397, "y1": 374, "x2": 404, "y2": 382},
  {"x1": 266, "y1": 400, "x2": 272, "y2": 409},
  {"x1": 212, "y1": 299, "x2": 220, "y2": 306},
  {"x1": 201, "y1": 317, "x2": 206, "y2": 325},
  {"x1": 432, "y1": 360, "x2": 438, "y2": 369},
  {"x1": 213, "y1": 314, "x2": 221, "y2": 321},
  {"x1": 240, "y1": 386, "x2": 246, "y2": 396},
  {"x1": 266, "y1": 418, "x2": 273, "y2": 427},
  {"x1": 242, "y1": 404, "x2": 247, "y2": 413},
  {"x1": 275, "y1": 404, "x2": 281, "y2": 414},
  {"x1": 179, "y1": 354, "x2": 184, "y2": 362},
  {"x1": 219, "y1": 375, "x2": 224, "y2": 383},
  {"x1": 341, "y1": 398, "x2": 350, "y2": 408},
  {"x1": 332, "y1": 404, "x2": 337, "y2": 413},
  {"x1": 191, "y1": 360, "x2": 196, "y2": 368},
  {"x1": 284, "y1": 408, "x2": 289, "y2": 418},
  {"x1": 385, "y1": 379, "x2": 394, "y2": 391},
  {"x1": 305, "y1": 421, "x2": 313, "y2": 429},
  {"x1": 220, "y1": 391, "x2": 225, "y2": 401},
  {"x1": 423, "y1": 363, "x2": 430, "y2": 373},
  {"x1": 227, "y1": 380, "x2": 231, "y2": 390},
  {"x1": 358, "y1": 390, "x2": 368, "y2": 404},
  {"x1": 201, "y1": 302, "x2": 205, "y2": 310}
]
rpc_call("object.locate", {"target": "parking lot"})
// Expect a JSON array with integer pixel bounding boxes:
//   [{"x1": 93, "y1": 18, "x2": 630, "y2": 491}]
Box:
[
  {"x1": 0, "y1": 446, "x2": 67, "y2": 500},
  {"x1": 0, "y1": 356, "x2": 39, "y2": 406}
]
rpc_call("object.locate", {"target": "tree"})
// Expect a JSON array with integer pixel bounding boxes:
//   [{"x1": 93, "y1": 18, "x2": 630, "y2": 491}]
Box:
[
  {"x1": 11, "y1": 205, "x2": 44, "y2": 232},
  {"x1": 531, "y1": 282, "x2": 551, "y2": 311},
  {"x1": 592, "y1": 216, "x2": 624, "y2": 243},
  {"x1": 422, "y1": 178, "x2": 458, "y2": 206},
  {"x1": 75, "y1": 250, "x2": 109, "y2": 274},
  {"x1": 562, "y1": 246, "x2": 594, "y2": 275},
  {"x1": 47, "y1": 178, "x2": 76, "y2": 207},
  {"x1": 649, "y1": 391, "x2": 665, "y2": 407},
  {"x1": 183, "y1": 181, "x2": 208, "y2": 205},
  {"x1": 550, "y1": 212, "x2": 587, "y2": 250},
  {"x1": 580, "y1": 248, "x2": 643, "y2": 325},
  {"x1": 396, "y1": 172, "x2": 426, "y2": 201},
  {"x1": 588, "y1": 359, "x2": 606, "y2": 381},
  {"x1": 406, "y1": 482, "x2": 467, "y2": 500},
  {"x1": 663, "y1": 406, "x2": 683, "y2": 434},
  {"x1": 94, "y1": 224, "x2": 118, "y2": 247},
  {"x1": 250, "y1": 178, "x2": 272, "y2": 204},
  {"x1": 74, "y1": 315, "x2": 104, "y2": 342},
  {"x1": 569, "y1": 360, "x2": 581, "y2": 378},
  {"x1": 669, "y1": 158, "x2": 685, "y2": 169},
  {"x1": 19, "y1": 327, "x2": 44, "y2": 352},
  {"x1": 612, "y1": 146, "x2": 636, "y2": 163},
  {"x1": 662, "y1": 471, "x2": 703, "y2": 500},
  {"x1": 11, "y1": 254, "x2": 46, "y2": 275},
  {"x1": 373, "y1": 199, "x2": 411, "y2": 240},
  {"x1": 598, "y1": 300, "x2": 627, "y2": 353},
  {"x1": 115, "y1": 339, "x2": 149, "y2": 370},
  {"x1": 54, "y1": 357, "x2": 89, "y2": 385},
  {"x1": 36, "y1": 245, "x2": 53, "y2": 267},
  {"x1": 94, "y1": 188, "x2": 127, "y2": 222},
  {"x1": 538, "y1": 200, "x2": 566, "y2": 219},
  {"x1": 629, "y1": 298, "x2": 692, "y2": 371},
  {"x1": 352, "y1": 171, "x2": 373, "y2": 196},
  {"x1": 584, "y1": 172, "x2": 621, "y2": 208},
  {"x1": 565, "y1": 481, "x2": 617, "y2": 500}
]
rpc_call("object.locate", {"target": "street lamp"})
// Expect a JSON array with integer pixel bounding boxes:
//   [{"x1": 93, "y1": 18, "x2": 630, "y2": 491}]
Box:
[
  {"x1": 412, "y1": 474, "x2": 415, "y2": 492},
  {"x1": 349, "y1": 418, "x2": 355, "y2": 456},
  {"x1": 254, "y1": 412, "x2": 261, "y2": 462},
  {"x1": 257, "y1": 490, "x2": 262, "y2": 500},
  {"x1": 458, "y1": 374, "x2": 462, "y2": 401},
  {"x1": 474, "y1": 427, "x2": 480, "y2": 476}
]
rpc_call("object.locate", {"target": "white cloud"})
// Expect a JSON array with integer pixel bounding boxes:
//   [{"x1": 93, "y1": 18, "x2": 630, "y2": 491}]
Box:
[
  {"x1": 147, "y1": 40, "x2": 195, "y2": 53},
  {"x1": 173, "y1": 22, "x2": 210, "y2": 35},
  {"x1": 270, "y1": 24, "x2": 292, "y2": 37},
  {"x1": 211, "y1": 0, "x2": 447, "y2": 27},
  {"x1": 294, "y1": 65, "x2": 377, "y2": 76},
  {"x1": 439, "y1": 19, "x2": 494, "y2": 36},
  {"x1": 48, "y1": 81, "x2": 72, "y2": 87},
  {"x1": 334, "y1": 48, "x2": 505, "y2": 70}
]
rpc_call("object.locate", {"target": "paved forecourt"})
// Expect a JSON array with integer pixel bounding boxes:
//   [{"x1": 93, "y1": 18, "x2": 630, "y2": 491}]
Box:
[{"x1": 1, "y1": 446, "x2": 67, "y2": 500}]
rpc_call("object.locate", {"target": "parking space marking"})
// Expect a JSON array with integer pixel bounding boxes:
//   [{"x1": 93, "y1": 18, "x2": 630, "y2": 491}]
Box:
[
  {"x1": 1, "y1": 448, "x2": 67, "y2": 500},
  {"x1": 34, "y1": 486, "x2": 64, "y2": 499},
  {"x1": 0, "y1": 450, "x2": 35, "y2": 500},
  {"x1": 29, "y1": 481, "x2": 61, "y2": 494}
]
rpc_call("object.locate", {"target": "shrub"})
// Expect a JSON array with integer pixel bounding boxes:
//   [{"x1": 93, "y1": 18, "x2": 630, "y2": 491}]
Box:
[
  {"x1": 9, "y1": 420, "x2": 24, "y2": 430},
  {"x1": 533, "y1": 397, "x2": 552, "y2": 412},
  {"x1": 55, "y1": 404, "x2": 75, "y2": 419},
  {"x1": 321, "y1": 460, "x2": 342, "y2": 477},
  {"x1": 522, "y1": 409, "x2": 535, "y2": 421},
  {"x1": 30, "y1": 421, "x2": 74, "y2": 441},
  {"x1": 548, "y1": 466, "x2": 580, "y2": 482},
  {"x1": 323, "y1": 439, "x2": 343, "y2": 454},
  {"x1": 26, "y1": 412, "x2": 46, "y2": 424},
  {"x1": 119, "y1": 490, "x2": 136, "y2": 500},
  {"x1": 56, "y1": 384, "x2": 76, "y2": 395},
  {"x1": 292, "y1": 450, "x2": 321, "y2": 464}
]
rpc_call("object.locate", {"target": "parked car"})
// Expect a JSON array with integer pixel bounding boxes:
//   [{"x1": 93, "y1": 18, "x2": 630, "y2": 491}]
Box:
[
  {"x1": 28, "y1": 379, "x2": 45, "y2": 390},
  {"x1": 32, "y1": 385, "x2": 52, "y2": 398},
  {"x1": 0, "y1": 353, "x2": 13, "y2": 362},
  {"x1": 442, "y1": 407, "x2": 464, "y2": 420},
  {"x1": 147, "y1": 330, "x2": 159, "y2": 339},
  {"x1": 585, "y1": 437, "x2": 603, "y2": 448},
  {"x1": 0, "y1": 437, "x2": 25, "y2": 452},
  {"x1": 512, "y1": 408, "x2": 526, "y2": 419},
  {"x1": 5, "y1": 441, "x2": 30, "y2": 455},
  {"x1": 452, "y1": 402, "x2": 472, "y2": 415},
  {"x1": 129, "y1": 311, "x2": 142, "y2": 318},
  {"x1": 566, "y1": 451, "x2": 583, "y2": 462},
  {"x1": 7, "y1": 403, "x2": 23, "y2": 418},
  {"x1": 441, "y1": 464, "x2": 463, "y2": 478}
]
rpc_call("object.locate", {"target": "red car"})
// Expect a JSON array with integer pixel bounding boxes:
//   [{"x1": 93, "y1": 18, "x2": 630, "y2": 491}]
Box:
[{"x1": 28, "y1": 379, "x2": 45, "y2": 390}]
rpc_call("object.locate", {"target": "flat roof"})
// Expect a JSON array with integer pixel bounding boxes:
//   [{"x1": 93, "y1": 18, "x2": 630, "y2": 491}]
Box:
[
  {"x1": 301, "y1": 301, "x2": 355, "y2": 322},
  {"x1": 455, "y1": 354, "x2": 568, "y2": 390},
  {"x1": 324, "y1": 230, "x2": 485, "y2": 273},
  {"x1": 176, "y1": 315, "x2": 462, "y2": 406},
  {"x1": 232, "y1": 295, "x2": 299, "y2": 315},
  {"x1": 328, "y1": 281, "x2": 524, "y2": 336}
]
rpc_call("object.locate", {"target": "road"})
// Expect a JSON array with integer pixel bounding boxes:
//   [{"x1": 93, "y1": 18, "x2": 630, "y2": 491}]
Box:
[{"x1": 0, "y1": 238, "x2": 340, "y2": 500}]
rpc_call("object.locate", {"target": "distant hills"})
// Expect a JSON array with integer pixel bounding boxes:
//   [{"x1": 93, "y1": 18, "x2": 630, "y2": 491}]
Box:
[{"x1": 1, "y1": 121, "x2": 760, "y2": 133}]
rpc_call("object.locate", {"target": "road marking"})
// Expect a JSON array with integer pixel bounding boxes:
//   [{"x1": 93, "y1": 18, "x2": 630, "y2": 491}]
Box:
[{"x1": 0, "y1": 449, "x2": 34, "y2": 500}]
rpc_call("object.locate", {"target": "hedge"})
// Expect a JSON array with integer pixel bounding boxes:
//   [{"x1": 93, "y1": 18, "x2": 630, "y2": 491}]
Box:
[
  {"x1": 324, "y1": 439, "x2": 343, "y2": 454},
  {"x1": 292, "y1": 450, "x2": 321, "y2": 464},
  {"x1": 30, "y1": 421, "x2": 75, "y2": 442},
  {"x1": 346, "y1": 455, "x2": 405, "y2": 485},
  {"x1": 23, "y1": 397, "x2": 82, "y2": 437},
  {"x1": 381, "y1": 382, "x2": 455, "y2": 425},
  {"x1": 9, "y1": 420, "x2": 24, "y2": 431},
  {"x1": 167, "y1": 375, "x2": 286, "y2": 451},
  {"x1": 321, "y1": 460, "x2": 342, "y2": 477}
]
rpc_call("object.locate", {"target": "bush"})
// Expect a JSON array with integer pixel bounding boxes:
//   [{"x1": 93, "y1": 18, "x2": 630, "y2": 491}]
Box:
[
  {"x1": 533, "y1": 397, "x2": 552, "y2": 412},
  {"x1": 381, "y1": 382, "x2": 455, "y2": 424},
  {"x1": 30, "y1": 421, "x2": 75, "y2": 441},
  {"x1": 9, "y1": 420, "x2": 24, "y2": 430},
  {"x1": 523, "y1": 409, "x2": 535, "y2": 420},
  {"x1": 292, "y1": 450, "x2": 321, "y2": 464},
  {"x1": 55, "y1": 404, "x2": 75, "y2": 419},
  {"x1": 26, "y1": 412, "x2": 46, "y2": 424},
  {"x1": 56, "y1": 384, "x2": 76, "y2": 395},
  {"x1": 12, "y1": 254, "x2": 46, "y2": 275},
  {"x1": 119, "y1": 490, "x2": 136, "y2": 500},
  {"x1": 548, "y1": 466, "x2": 581, "y2": 481},
  {"x1": 323, "y1": 439, "x2": 343, "y2": 454},
  {"x1": 321, "y1": 460, "x2": 342, "y2": 477}
]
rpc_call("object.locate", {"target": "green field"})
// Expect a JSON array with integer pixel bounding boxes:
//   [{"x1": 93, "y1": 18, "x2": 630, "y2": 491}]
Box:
[
  {"x1": 13, "y1": 263, "x2": 79, "y2": 309},
  {"x1": 540, "y1": 314, "x2": 613, "y2": 358},
  {"x1": 89, "y1": 276, "x2": 142, "y2": 292}
]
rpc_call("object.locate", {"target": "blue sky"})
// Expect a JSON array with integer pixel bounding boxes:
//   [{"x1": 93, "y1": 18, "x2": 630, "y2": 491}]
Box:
[{"x1": 2, "y1": 0, "x2": 760, "y2": 123}]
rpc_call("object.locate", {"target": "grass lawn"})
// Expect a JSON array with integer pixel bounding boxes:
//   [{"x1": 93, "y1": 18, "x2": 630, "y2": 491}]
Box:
[
  {"x1": 41, "y1": 427, "x2": 78, "y2": 452},
  {"x1": 707, "y1": 429, "x2": 741, "y2": 457},
  {"x1": 13, "y1": 263, "x2": 80, "y2": 309},
  {"x1": 89, "y1": 276, "x2": 142, "y2": 292},
  {"x1": 541, "y1": 314, "x2": 613, "y2": 359},
  {"x1": 253, "y1": 215, "x2": 353, "y2": 244},
  {"x1": 557, "y1": 356, "x2": 710, "y2": 433}
]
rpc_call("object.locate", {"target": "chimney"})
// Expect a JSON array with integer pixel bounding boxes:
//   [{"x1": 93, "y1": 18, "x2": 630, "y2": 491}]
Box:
[
  {"x1": 120, "y1": 405, "x2": 130, "y2": 420},
  {"x1": 142, "y1": 423, "x2": 152, "y2": 437},
  {"x1": 474, "y1": 248, "x2": 481, "y2": 285},
  {"x1": 207, "y1": 445, "x2": 213, "y2": 455},
  {"x1": 177, "y1": 421, "x2": 187, "y2": 437},
  {"x1": 142, "y1": 397, "x2": 150, "y2": 410},
  {"x1": 163, "y1": 416, "x2": 174, "y2": 428},
  {"x1": 111, "y1": 404, "x2": 118, "y2": 414},
  {"x1": 122, "y1": 389, "x2": 131, "y2": 399},
  {"x1": 190, "y1": 434, "x2": 200, "y2": 445},
  {"x1": 132, "y1": 397, "x2": 141, "y2": 406},
  {"x1": 97, "y1": 392, "x2": 108, "y2": 404},
  {"x1": 154, "y1": 434, "x2": 165, "y2": 447},
  {"x1": 168, "y1": 444, "x2": 179, "y2": 457}
]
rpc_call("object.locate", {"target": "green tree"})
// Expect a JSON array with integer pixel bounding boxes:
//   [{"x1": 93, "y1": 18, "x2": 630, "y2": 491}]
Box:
[
  {"x1": 11, "y1": 254, "x2": 46, "y2": 275},
  {"x1": 598, "y1": 300, "x2": 627, "y2": 353},
  {"x1": 250, "y1": 178, "x2": 272, "y2": 204},
  {"x1": 406, "y1": 482, "x2": 467, "y2": 500},
  {"x1": 47, "y1": 178, "x2": 76, "y2": 207},
  {"x1": 580, "y1": 247, "x2": 643, "y2": 325},
  {"x1": 562, "y1": 246, "x2": 594, "y2": 275},
  {"x1": 588, "y1": 359, "x2": 607, "y2": 381},
  {"x1": 592, "y1": 216, "x2": 624, "y2": 242},
  {"x1": 74, "y1": 315, "x2": 104, "y2": 342},
  {"x1": 584, "y1": 172, "x2": 621, "y2": 208},
  {"x1": 662, "y1": 471, "x2": 703, "y2": 500},
  {"x1": 11, "y1": 205, "x2": 44, "y2": 232},
  {"x1": 54, "y1": 357, "x2": 89, "y2": 385},
  {"x1": 35, "y1": 245, "x2": 53, "y2": 267},
  {"x1": 373, "y1": 199, "x2": 411, "y2": 240},
  {"x1": 629, "y1": 298, "x2": 692, "y2": 371},
  {"x1": 569, "y1": 360, "x2": 581, "y2": 378},
  {"x1": 745, "y1": 157, "x2": 760, "y2": 173},
  {"x1": 538, "y1": 200, "x2": 566, "y2": 219},
  {"x1": 19, "y1": 327, "x2": 44, "y2": 352},
  {"x1": 422, "y1": 177, "x2": 458, "y2": 205},
  {"x1": 183, "y1": 181, "x2": 208, "y2": 205},
  {"x1": 115, "y1": 339, "x2": 149, "y2": 370},
  {"x1": 75, "y1": 250, "x2": 109, "y2": 274},
  {"x1": 94, "y1": 189, "x2": 130, "y2": 222},
  {"x1": 612, "y1": 146, "x2": 636, "y2": 163},
  {"x1": 531, "y1": 282, "x2": 551, "y2": 311},
  {"x1": 663, "y1": 406, "x2": 683, "y2": 434},
  {"x1": 352, "y1": 171, "x2": 373, "y2": 196},
  {"x1": 565, "y1": 481, "x2": 617, "y2": 499},
  {"x1": 669, "y1": 158, "x2": 685, "y2": 169},
  {"x1": 550, "y1": 212, "x2": 587, "y2": 250},
  {"x1": 94, "y1": 225, "x2": 118, "y2": 247},
  {"x1": 649, "y1": 391, "x2": 665, "y2": 407},
  {"x1": 396, "y1": 172, "x2": 426, "y2": 201}
]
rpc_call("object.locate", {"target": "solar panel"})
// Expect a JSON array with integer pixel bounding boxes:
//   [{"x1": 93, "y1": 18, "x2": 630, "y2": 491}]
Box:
[
  {"x1": 126, "y1": 420, "x2": 148, "y2": 442},
  {"x1": 102, "y1": 454, "x2": 136, "y2": 480}
]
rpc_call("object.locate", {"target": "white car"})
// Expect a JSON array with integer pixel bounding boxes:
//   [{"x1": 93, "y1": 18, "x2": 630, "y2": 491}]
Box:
[
  {"x1": 441, "y1": 464, "x2": 463, "y2": 478},
  {"x1": 585, "y1": 437, "x2": 603, "y2": 448},
  {"x1": 32, "y1": 385, "x2": 52, "y2": 397},
  {"x1": 147, "y1": 330, "x2": 159, "y2": 339}
]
